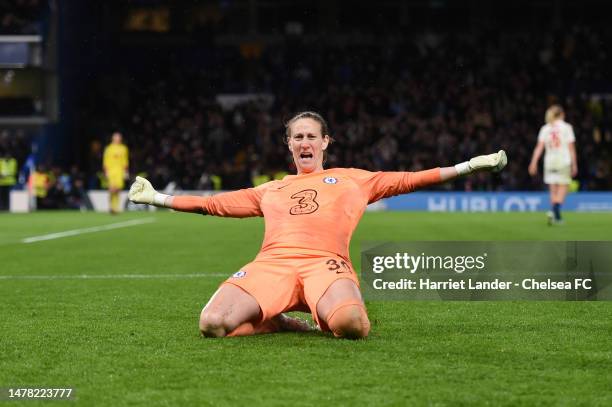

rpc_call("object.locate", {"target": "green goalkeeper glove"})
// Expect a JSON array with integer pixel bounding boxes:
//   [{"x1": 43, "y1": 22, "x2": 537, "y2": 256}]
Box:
[
  {"x1": 455, "y1": 150, "x2": 507, "y2": 175},
  {"x1": 128, "y1": 176, "x2": 170, "y2": 207}
]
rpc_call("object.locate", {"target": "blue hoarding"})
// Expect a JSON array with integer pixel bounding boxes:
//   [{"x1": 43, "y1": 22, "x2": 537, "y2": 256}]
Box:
[{"x1": 377, "y1": 192, "x2": 612, "y2": 212}]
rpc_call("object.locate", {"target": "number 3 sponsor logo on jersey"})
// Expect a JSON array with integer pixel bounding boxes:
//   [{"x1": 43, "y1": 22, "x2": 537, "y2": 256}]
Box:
[{"x1": 289, "y1": 189, "x2": 319, "y2": 215}]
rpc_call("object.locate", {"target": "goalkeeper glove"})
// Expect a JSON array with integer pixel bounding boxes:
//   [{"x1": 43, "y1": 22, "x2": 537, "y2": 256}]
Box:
[
  {"x1": 128, "y1": 176, "x2": 170, "y2": 207},
  {"x1": 455, "y1": 150, "x2": 507, "y2": 175}
]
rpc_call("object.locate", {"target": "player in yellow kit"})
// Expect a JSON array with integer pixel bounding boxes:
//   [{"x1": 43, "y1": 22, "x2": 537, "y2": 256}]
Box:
[
  {"x1": 129, "y1": 112, "x2": 507, "y2": 339},
  {"x1": 103, "y1": 132, "x2": 129, "y2": 214}
]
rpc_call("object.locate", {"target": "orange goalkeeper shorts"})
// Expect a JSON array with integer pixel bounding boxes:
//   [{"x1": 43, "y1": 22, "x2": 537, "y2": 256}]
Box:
[{"x1": 223, "y1": 248, "x2": 360, "y2": 329}]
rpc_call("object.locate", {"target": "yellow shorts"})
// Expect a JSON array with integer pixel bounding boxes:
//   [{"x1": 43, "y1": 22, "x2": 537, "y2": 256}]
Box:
[
  {"x1": 107, "y1": 171, "x2": 125, "y2": 189},
  {"x1": 223, "y1": 248, "x2": 360, "y2": 330}
]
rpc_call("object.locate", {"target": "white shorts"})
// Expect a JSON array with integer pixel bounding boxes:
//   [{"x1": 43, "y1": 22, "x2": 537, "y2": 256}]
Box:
[{"x1": 544, "y1": 165, "x2": 572, "y2": 185}]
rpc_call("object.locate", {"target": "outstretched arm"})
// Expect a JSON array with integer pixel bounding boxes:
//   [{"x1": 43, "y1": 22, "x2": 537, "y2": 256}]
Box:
[
  {"x1": 128, "y1": 176, "x2": 263, "y2": 217},
  {"x1": 362, "y1": 150, "x2": 508, "y2": 202},
  {"x1": 439, "y1": 166, "x2": 458, "y2": 181}
]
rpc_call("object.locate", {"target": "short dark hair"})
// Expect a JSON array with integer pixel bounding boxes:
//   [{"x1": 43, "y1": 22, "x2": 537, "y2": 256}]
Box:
[{"x1": 284, "y1": 111, "x2": 329, "y2": 139}]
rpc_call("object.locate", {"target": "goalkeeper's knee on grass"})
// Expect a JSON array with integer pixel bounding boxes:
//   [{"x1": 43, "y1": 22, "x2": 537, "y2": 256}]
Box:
[
  {"x1": 327, "y1": 303, "x2": 370, "y2": 339},
  {"x1": 199, "y1": 311, "x2": 233, "y2": 338}
]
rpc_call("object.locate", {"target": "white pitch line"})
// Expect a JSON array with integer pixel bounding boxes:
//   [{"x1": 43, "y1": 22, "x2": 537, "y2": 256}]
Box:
[
  {"x1": 21, "y1": 218, "x2": 157, "y2": 244},
  {"x1": 0, "y1": 273, "x2": 228, "y2": 280}
]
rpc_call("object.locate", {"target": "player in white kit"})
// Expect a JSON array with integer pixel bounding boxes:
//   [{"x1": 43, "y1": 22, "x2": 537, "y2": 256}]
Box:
[{"x1": 528, "y1": 105, "x2": 578, "y2": 224}]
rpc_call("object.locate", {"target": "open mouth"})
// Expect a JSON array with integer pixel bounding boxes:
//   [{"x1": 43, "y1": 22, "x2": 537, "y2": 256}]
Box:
[{"x1": 299, "y1": 152, "x2": 313, "y2": 160}]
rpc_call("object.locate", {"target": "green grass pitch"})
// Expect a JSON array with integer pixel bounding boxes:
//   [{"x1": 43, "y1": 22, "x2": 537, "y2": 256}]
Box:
[{"x1": 1, "y1": 211, "x2": 611, "y2": 406}]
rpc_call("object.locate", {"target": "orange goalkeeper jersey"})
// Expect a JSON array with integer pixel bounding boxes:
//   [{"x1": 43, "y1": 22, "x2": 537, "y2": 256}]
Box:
[{"x1": 176, "y1": 168, "x2": 440, "y2": 260}]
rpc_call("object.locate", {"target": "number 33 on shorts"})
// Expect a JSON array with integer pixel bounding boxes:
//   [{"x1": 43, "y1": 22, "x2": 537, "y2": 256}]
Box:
[{"x1": 326, "y1": 258, "x2": 353, "y2": 274}]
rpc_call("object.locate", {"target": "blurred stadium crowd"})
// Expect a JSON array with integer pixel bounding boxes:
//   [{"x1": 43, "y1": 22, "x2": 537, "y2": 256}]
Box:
[
  {"x1": 78, "y1": 24, "x2": 611, "y2": 192},
  {"x1": 0, "y1": 129, "x2": 88, "y2": 210},
  {"x1": 0, "y1": 0, "x2": 46, "y2": 34},
  {"x1": 1, "y1": 1, "x2": 611, "y2": 210}
]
